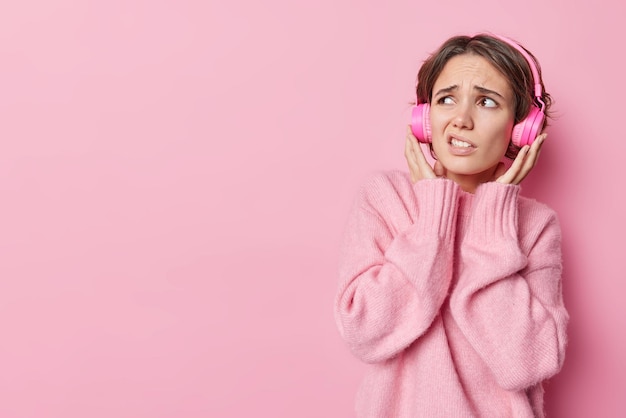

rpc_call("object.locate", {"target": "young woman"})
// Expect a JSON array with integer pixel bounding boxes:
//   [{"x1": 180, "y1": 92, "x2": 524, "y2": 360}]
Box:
[{"x1": 334, "y1": 33, "x2": 569, "y2": 417}]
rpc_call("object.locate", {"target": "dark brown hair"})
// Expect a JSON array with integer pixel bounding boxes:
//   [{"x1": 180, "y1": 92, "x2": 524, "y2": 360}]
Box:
[{"x1": 416, "y1": 34, "x2": 552, "y2": 159}]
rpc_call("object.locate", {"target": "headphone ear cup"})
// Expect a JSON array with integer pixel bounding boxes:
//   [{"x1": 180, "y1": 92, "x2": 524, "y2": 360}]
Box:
[
  {"x1": 511, "y1": 106, "x2": 545, "y2": 147},
  {"x1": 411, "y1": 103, "x2": 432, "y2": 143}
]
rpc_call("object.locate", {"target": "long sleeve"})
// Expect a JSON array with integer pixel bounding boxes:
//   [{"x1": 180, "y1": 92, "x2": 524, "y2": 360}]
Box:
[
  {"x1": 450, "y1": 182, "x2": 569, "y2": 391},
  {"x1": 334, "y1": 172, "x2": 460, "y2": 363}
]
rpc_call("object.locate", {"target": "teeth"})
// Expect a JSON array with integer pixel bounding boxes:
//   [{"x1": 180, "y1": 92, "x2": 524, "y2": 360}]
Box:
[{"x1": 451, "y1": 139, "x2": 471, "y2": 148}]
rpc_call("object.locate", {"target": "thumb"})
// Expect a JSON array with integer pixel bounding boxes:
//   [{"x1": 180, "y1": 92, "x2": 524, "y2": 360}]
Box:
[{"x1": 434, "y1": 160, "x2": 446, "y2": 178}]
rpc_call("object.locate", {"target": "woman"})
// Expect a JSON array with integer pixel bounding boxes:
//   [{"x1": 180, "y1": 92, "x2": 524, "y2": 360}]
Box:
[{"x1": 334, "y1": 33, "x2": 569, "y2": 417}]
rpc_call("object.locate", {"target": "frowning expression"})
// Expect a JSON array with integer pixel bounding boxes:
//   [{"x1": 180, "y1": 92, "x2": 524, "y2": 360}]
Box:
[{"x1": 430, "y1": 53, "x2": 515, "y2": 183}]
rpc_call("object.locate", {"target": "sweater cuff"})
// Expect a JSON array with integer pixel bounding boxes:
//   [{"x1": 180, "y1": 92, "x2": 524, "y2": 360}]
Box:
[
  {"x1": 412, "y1": 178, "x2": 460, "y2": 239},
  {"x1": 468, "y1": 182, "x2": 520, "y2": 243}
]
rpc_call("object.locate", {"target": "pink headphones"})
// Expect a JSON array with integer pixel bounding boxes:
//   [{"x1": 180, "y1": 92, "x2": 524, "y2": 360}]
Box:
[{"x1": 410, "y1": 33, "x2": 546, "y2": 147}]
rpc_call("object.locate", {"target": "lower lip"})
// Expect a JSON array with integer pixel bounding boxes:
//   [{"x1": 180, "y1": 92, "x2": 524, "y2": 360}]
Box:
[{"x1": 448, "y1": 143, "x2": 477, "y2": 156}]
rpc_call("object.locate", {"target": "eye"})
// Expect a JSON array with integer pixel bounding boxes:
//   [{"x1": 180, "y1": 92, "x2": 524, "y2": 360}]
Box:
[
  {"x1": 436, "y1": 96, "x2": 454, "y2": 105},
  {"x1": 479, "y1": 97, "x2": 498, "y2": 108}
]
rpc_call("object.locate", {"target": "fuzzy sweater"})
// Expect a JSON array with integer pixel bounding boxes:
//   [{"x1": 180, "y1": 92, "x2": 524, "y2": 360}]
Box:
[{"x1": 335, "y1": 171, "x2": 568, "y2": 418}]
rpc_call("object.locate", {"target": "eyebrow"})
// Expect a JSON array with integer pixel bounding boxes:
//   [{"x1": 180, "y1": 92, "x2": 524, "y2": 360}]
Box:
[
  {"x1": 475, "y1": 86, "x2": 505, "y2": 99},
  {"x1": 433, "y1": 85, "x2": 505, "y2": 99}
]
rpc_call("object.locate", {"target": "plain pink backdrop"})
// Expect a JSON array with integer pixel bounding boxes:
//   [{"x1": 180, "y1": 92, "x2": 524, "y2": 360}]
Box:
[{"x1": 0, "y1": 0, "x2": 623, "y2": 417}]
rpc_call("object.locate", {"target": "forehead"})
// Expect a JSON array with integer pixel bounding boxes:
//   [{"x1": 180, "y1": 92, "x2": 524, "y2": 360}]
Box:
[{"x1": 434, "y1": 53, "x2": 512, "y2": 95}]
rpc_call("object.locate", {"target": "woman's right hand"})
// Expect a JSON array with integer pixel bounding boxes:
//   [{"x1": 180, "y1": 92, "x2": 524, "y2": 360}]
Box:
[{"x1": 404, "y1": 125, "x2": 445, "y2": 183}]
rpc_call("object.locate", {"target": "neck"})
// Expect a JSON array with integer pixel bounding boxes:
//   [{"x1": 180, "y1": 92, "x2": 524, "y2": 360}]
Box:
[{"x1": 445, "y1": 166, "x2": 500, "y2": 193}]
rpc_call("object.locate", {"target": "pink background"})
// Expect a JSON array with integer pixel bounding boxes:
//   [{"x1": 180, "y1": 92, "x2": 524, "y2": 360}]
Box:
[{"x1": 0, "y1": 1, "x2": 623, "y2": 417}]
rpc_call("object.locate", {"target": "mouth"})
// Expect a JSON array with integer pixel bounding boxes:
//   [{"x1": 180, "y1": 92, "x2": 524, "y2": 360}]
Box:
[
  {"x1": 447, "y1": 135, "x2": 477, "y2": 155},
  {"x1": 450, "y1": 138, "x2": 473, "y2": 148}
]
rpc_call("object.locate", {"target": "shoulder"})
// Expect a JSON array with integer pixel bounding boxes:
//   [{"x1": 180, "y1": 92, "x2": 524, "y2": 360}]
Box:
[
  {"x1": 355, "y1": 170, "x2": 414, "y2": 206},
  {"x1": 353, "y1": 169, "x2": 459, "y2": 224},
  {"x1": 350, "y1": 170, "x2": 419, "y2": 228}
]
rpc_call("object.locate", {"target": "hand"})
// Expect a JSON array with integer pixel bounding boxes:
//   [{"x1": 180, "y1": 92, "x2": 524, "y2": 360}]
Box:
[
  {"x1": 404, "y1": 125, "x2": 445, "y2": 183},
  {"x1": 494, "y1": 133, "x2": 547, "y2": 185}
]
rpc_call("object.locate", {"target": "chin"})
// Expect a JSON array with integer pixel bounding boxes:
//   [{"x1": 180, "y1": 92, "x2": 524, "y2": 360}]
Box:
[{"x1": 440, "y1": 158, "x2": 500, "y2": 177}]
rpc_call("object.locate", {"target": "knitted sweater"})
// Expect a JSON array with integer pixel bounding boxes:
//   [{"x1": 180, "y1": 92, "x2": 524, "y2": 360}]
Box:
[{"x1": 335, "y1": 170, "x2": 568, "y2": 418}]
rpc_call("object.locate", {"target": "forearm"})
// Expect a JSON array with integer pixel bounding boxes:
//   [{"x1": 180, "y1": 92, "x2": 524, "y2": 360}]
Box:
[
  {"x1": 335, "y1": 175, "x2": 460, "y2": 363},
  {"x1": 450, "y1": 183, "x2": 568, "y2": 389}
]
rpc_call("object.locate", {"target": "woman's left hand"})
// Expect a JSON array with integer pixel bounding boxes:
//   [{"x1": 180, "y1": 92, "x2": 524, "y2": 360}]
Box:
[{"x1": 494, "y1": 133, "x2": 547, "y2": 185}]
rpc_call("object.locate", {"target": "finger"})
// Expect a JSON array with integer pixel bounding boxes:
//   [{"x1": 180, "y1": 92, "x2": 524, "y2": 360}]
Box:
[
  {"x1": 406, "y1": 126, "x2": 436, "y2": 179},
  {"x1": 531, "y1": 132, "x2": 547, "y2": 160},
  {"x1": 511, "y1": 133, "x2": 547, "y2": 184},
  {"x1": 534, "y1": 132, "x2": 547, "y2": 156},
  {"x1": 404, "y1": 137, "x2": 420, "y2": 182},
  {"x1": 405, "y1": 134, "x2": 429, "y2": 182},
  {"x1": 404, "y1": 135, "x2": 415, "y2": 162},
  {"x1": 434, "y1": 160, "x2": 446, "y2": 177},
  {"x1": 406, "y1": 124, "x2": 418, "y2": 141},
  {"x1": 496, "y1": 145, "x2": 530, "y2": 184},
  {"x1": 412, "y1": 143, "x2": 436, "y2": 179}
]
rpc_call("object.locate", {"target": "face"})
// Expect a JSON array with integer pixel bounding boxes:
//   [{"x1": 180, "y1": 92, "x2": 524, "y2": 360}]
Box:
[{"x1": 429, "y1": 53, "x2": 515, "y2": 185}]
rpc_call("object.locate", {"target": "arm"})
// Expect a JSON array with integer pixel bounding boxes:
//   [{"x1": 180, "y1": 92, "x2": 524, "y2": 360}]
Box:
[
  {"x1": 334, "y1": 172, "x2": 459, "y2": 363},
  {"x1": 450, "y1": 182, "x2": 569, "y2": 390}
]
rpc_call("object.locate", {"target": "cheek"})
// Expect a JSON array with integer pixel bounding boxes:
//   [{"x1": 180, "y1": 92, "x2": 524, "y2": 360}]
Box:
[
  {"x1": 496, "y1": 120, "x2": 516, "y2": 150},
  {"x1": 430, "y1": 130, "x2": 448, "y2": 157},
  {"x1": 483, "y1": 116, "x2": 515, "y2": 152},
  {"x1": 503, "y1": 117, "x2": 515, "y2": 135}
]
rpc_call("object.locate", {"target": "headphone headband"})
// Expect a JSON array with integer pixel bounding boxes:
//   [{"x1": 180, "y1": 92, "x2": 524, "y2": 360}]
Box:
[{"x1": 482, "y1": 33, "x2": 545, "y2": 110}]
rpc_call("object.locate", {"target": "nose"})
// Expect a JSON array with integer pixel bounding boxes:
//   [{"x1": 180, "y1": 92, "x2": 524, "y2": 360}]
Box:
[{"x1": 452, "y1": 102, "x2": 473, "y2": 130}]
